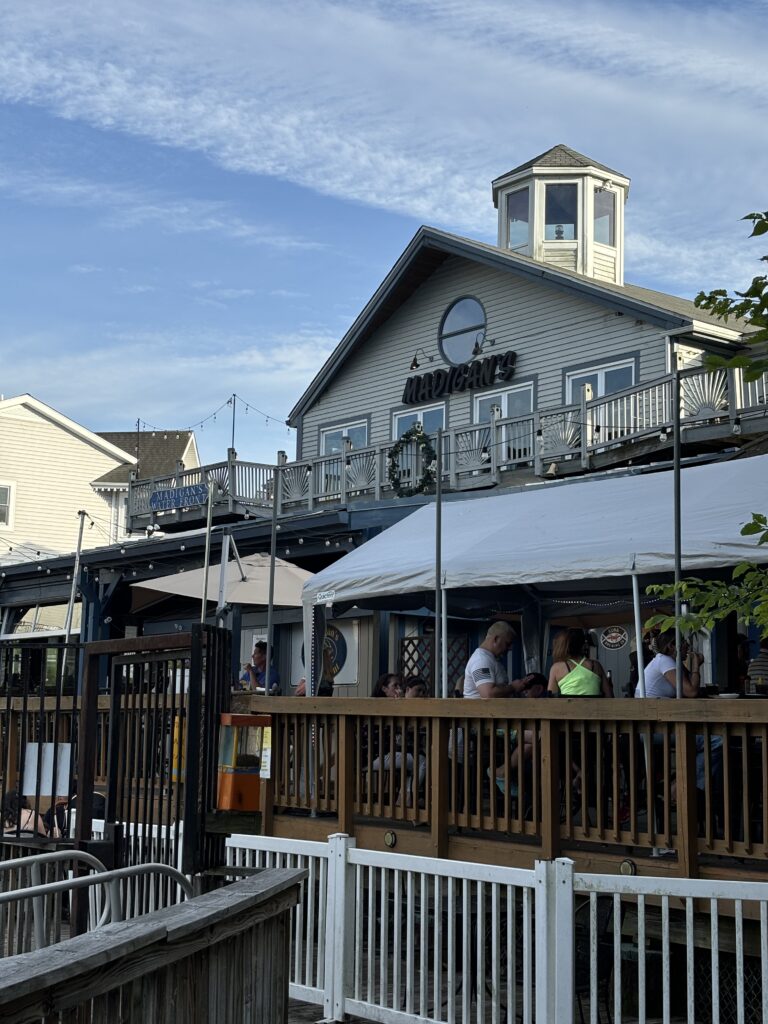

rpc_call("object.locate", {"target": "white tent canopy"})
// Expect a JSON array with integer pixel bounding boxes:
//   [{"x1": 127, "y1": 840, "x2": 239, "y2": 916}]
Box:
[
  {"x1": 133, "y1": 552, "x2": 312, "y2": 611},
  {"x1": 303, "y1": 455, "x2": 768, "y2": 608}
]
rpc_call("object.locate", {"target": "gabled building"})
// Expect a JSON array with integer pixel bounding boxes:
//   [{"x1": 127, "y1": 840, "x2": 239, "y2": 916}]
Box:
[
  {"x1": 288, "y1": 145, "x2": 749, "y2": 472},
  {"x1": 0, "y1": 394, "x2": 199, "y2": 555}
]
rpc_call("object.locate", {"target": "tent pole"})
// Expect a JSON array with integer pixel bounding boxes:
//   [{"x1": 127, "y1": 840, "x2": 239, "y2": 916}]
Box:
[
  {"x1": 230, "y1": 537, "x2": 247, "y2": 580},
  {"x1": 434, "y1": 428, "x2": 443, "y2": 698},
  {"x1": 672, "y1": 344, "x2": 683, "y2": 698},
  {"x1": 200, "y1": 485, "x2": 214, "y2": 625},
  {"x1": 265, "y1": 462, "x2": 279, "y2": 696},
  {"x1": 632, "y1": 572, "x2": 646, "y2": 697},
  {"x1": 216, "y1": 530, "x2": 231, "y2": 626},
  {"x1": 441, "y1": 587, "x2": 448, "y2": 699}
]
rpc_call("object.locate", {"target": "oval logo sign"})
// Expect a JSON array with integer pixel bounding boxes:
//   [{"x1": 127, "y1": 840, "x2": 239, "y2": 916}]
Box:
[{"x1": 600, "y1": 626, "x2": 629, "y2": 651}]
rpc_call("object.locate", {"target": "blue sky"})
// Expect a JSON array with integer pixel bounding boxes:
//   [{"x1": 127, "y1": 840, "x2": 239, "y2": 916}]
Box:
[{"x1": 0, "y1": 0, "x2": 765, "y2": 464}]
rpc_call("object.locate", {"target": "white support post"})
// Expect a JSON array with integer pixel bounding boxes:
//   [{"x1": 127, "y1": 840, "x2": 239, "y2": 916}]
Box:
[
  {"x1": 324, "y1": 833, "x2": 356, "y2": 1022},
  {"x1": 535, "y1": 858, "x2": 574, "y2": 1024}
]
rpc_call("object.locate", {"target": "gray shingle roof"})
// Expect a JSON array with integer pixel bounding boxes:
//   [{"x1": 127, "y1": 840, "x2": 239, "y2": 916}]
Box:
[
  {"x1": 92, "y1": 431, "x2": 194, "y2": 487},
  {"x1": 492, "y1": 145, "x2": 627, "y2": 186}
]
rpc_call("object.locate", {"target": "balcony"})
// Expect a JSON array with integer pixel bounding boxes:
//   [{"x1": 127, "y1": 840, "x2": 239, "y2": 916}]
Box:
[{"x1": 127, "y1": 365, "x2": 768, "y2": 531}]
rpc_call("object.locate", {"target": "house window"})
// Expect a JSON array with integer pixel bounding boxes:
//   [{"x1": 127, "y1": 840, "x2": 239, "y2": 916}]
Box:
[
  {"x1": 439, "y1": 297, "x2": 486, "y2": 366},
  {"x1": 545, "y1": 183, "x2": 578, "y2": 241},
  {"x1": 594, "y1": 188, "x2": 615, "y2": 246},
  {"x1": 475, "y1": 384, "x2": 534, "y2": 423},
  {"x1": 0, "y1": 484, "x2": 12, "y2": 528},
  {"x1": 321, "y1": 422, "x2": 368, "y2": 455},
  {"x1": 506, "y1": 187, "x2": 529, "y2": 249},
  {"x1": 566, "y1": 360, "x2": 635, "y2": 402},
  {"x1": 394, "y1": 404, "x2": 445, "y2": 438}
]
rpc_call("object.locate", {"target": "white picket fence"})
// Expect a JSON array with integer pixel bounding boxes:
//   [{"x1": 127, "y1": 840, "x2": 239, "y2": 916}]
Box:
[{"x1": 226, "y1": 832, "x2": 768, "y2": 1024}]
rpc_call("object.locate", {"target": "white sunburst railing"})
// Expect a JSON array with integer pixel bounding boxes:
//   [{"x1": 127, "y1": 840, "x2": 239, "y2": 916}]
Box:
[{"x1": 127, "y1": 366, "x2": 768, "y2": 525}]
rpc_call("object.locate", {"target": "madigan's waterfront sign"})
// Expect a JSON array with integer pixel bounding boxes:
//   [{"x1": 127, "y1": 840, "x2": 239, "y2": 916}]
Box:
[{"x1": 401, "y1": 351, "x2": 517, "y2": 406}]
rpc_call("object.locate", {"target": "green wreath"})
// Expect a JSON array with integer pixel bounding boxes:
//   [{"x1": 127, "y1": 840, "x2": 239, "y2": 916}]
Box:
[{"x1": 387, "y1": 424, "x2": 437, "y2": 497}]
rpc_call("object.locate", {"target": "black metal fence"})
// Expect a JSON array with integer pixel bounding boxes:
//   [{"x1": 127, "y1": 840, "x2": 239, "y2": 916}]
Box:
[
  {"x1": 0, "y1": 640, "x2": 82, "y2": 849},
  {"x1": 76, "y1": 625, "x2": 231, "y2": 900}
]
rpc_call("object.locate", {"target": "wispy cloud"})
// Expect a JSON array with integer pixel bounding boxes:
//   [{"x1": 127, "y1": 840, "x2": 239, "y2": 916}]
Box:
[
  {"x1": 0, "y1": 163, "x2": 324, "y2": 250},
  {"x1": 0, "y1": 0, "x2": 763, "y2": 248},
  {"x1": 68, "y1": 263, "x2": 102, "y2": 274},
  {"x1": 0, "y1": 322, "x2": 337, "y2": 460}
]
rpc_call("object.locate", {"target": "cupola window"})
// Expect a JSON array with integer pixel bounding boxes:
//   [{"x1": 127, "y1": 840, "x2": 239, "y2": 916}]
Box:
[
  {"x1": 506, "y1": 187, "x2": 529, "y2": 249},
  {"x1": 439, "y1": 297, "x2": 486, "y2": 365},
  {"x1": 545, "y1": 183, "x2": 578, "y2": 241},
  {"x1": 594, "y1": 188, "x2": 616, "y2": 246}
]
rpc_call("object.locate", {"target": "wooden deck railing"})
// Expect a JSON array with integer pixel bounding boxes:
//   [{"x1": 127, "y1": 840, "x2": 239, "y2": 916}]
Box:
[
  {"x1": 0, "y1": 868, "x2": 305, "y2": 1024},
  {"x1": 244, "y1": 697, "x2": 768, "y2": 880},
  {"x1": 127, "y1": 365, "x2": 768, "y2": 526}
]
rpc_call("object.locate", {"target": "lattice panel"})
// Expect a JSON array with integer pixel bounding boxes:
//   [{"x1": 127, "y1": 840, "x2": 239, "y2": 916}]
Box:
[{"x1": 399, "y1": 633, "x2": 469, "y2": 692}]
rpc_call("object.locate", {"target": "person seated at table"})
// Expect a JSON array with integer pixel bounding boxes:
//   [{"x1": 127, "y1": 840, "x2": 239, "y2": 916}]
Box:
[
  {"x1": 294, "y1": 647, "x2": 336, "y2": 696},
  {"x1": 519, "y1": 672, "x2": 549, "y2": 698},
  {"x1": 463, "y1": 621, "x2": 528, "y2": 699},
  {"x1": 636, "y1": 629, "x2": 702, "y2": 699},
  {"x1": 2, "y1": 791, "x2": 49, "y2": 837},
  {"x1": 404, "y1": 676, "x2": 430, "y2": 699},
  {"x1": 241, "y1": 641, "x2": 280, "y2": 694},
  {"x1": 635, "y1": 629, "x2": 722, "y2": 824},
  {"x1": 548, "y1": 628, "x2": 612, "y2": 697},
  {"x1": 368, "y1": 673, "x2": 425, "y2": 805}
]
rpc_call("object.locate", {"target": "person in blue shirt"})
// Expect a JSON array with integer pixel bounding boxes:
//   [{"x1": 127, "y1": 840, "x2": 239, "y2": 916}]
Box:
[{"x1": 241, "y1": 641, "x2": 280, "y2": 693}]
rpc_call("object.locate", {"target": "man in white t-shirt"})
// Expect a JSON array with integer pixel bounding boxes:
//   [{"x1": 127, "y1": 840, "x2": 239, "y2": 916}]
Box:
[{"x1": 463, "y1": 621, "x2": 528, "y2": 699}]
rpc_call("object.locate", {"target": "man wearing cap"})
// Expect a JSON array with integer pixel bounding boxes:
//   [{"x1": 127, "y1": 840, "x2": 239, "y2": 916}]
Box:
[
  {"x1": 463, "y1": 621, "x2": 528, "y2": 699},
  {"x1": 241, "y1": 641, "x2": 281, "y2": 694}
]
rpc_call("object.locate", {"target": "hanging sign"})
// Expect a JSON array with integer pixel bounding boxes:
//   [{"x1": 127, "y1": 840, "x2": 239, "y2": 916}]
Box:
[
  {"x1": 600, "y1": 626, "x2": 629, "y2": 651},
  {"x1": 149, "y1": 483, "x2": 210, "y2": 511},
  {"x1": 401, "y1": 351, "x2": 517, "y2": 406}
]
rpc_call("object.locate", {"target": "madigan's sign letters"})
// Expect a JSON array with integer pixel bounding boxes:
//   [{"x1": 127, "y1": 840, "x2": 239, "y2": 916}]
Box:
[{"x1": 401, "y1": 351, "x2": 517, "y2": 406}]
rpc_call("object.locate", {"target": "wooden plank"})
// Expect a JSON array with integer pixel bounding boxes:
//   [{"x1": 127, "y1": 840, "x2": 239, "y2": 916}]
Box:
[{"x1": 430, "y1": 717, "x2": 448, "y2": 858}]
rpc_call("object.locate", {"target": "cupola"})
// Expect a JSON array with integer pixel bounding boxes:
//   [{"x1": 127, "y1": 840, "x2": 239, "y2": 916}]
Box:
[{"x1": 491, "y1": 145, "x2": 630, "y2": 285}]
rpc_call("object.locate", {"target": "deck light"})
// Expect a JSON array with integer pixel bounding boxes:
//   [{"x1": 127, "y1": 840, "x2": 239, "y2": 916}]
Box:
[
  {"x1": 732, "y1": 416, "x2": 742, "y2": 435},
  {"x1": 409, "y1": 348, "x2": 434, "y2": 371}
]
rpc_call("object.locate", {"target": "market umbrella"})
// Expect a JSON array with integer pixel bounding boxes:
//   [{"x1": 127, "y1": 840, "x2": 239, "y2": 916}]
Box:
[{"x1": 131, "y1": 552, "x2": 312, "y2": 611}]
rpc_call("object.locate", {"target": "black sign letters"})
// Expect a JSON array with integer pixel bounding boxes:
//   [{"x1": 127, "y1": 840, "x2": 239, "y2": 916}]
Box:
[{"x1": 401, "y1": 351, "x2": 517, "y2": 406}]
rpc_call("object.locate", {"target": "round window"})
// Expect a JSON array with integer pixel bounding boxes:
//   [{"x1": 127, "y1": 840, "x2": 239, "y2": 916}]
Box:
[{"x1": 439, "y1": 297, "x2": 486, "y2": 365}]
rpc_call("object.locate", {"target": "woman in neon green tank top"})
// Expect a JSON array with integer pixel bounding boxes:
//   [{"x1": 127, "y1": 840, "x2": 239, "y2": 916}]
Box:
[{"x1": 548, "y1": 628, "x2": 613, "y2": 697}]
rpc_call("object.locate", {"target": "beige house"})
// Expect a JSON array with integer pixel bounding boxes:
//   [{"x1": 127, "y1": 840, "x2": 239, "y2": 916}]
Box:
[{"x1": 0, "y1": 394, "x2": 199, "y2": 558}]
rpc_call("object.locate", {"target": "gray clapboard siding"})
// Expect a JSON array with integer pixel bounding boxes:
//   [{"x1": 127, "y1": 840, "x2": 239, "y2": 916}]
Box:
[{"x1": 301, "y1": 256, "x2": 668, "y2": 459}]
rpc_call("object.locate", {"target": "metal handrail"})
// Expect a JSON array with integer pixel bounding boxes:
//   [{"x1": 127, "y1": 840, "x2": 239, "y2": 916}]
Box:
[
  {"x1": 0, "y1": 859, "x2": 193, "y2": 950},
  {"x1": 0, "y1": 849, "x2": 112, "y2": 949}
]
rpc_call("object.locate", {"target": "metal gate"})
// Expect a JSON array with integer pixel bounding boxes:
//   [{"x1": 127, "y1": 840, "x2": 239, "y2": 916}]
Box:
[{"x1": 76, "y1": 625, "x2": 231, "y2": 884}]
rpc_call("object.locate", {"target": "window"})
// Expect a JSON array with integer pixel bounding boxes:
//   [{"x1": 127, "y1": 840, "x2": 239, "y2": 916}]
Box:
[
  {"x1": 439, "y1": 297, "x2": 486, "y2": 366},
  {"x1": 0, "y1": 484, "x2": 11, "y2": 528},
  {"x1": 506, "y1": 187, "x2": 529, "y2": 249},
  {"x1": 394, "y1": 404, "x2": 445, "y2": 438},
  {"x1": 545, "y1": 183, "x2": 578, "y2": 241},
  {"x1": 566, "y1": 360, "x2": 635, "y2": 402},
  {"x1": 475, "y1": 384, "x2": 533, "y2": 423},
  {"x1": 594, "y1": 188, "x2": 615, "y2": 246},
  {"x1": 321, "y1": 422, "x2": 368, "y2": 455}
]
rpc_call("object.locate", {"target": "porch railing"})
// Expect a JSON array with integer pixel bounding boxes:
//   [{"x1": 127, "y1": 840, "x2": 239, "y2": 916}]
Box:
[
  {"x1": 245, "y1": 696, "x2": 768, "y2": 879},
  {"x1": 126, "y1": 365, "x2": 768, "y2": 524}
]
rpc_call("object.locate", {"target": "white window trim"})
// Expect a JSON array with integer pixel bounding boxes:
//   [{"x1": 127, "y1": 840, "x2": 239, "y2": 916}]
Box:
[
  {"x1": 393, "y1": 403, "x2": 445, "y2": 438},
  {"x1": 0, "y1": 481, "x2": 14, "y2": 531},
  {"x1": 320, "y1": 420, "x2": 369, "y2": 455},
  {"x1": 593, "y1": 185, "x2": 617, "y2": 249},
  {"x1": 566, "y1": 358, "x2": 635, "y2": 403},
  {"x1": 474, "y1": 383, "x2": 534, "y2": 421},
  {"x1": 542, "y1": 179, "x2": 581, "y2": 243}
]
